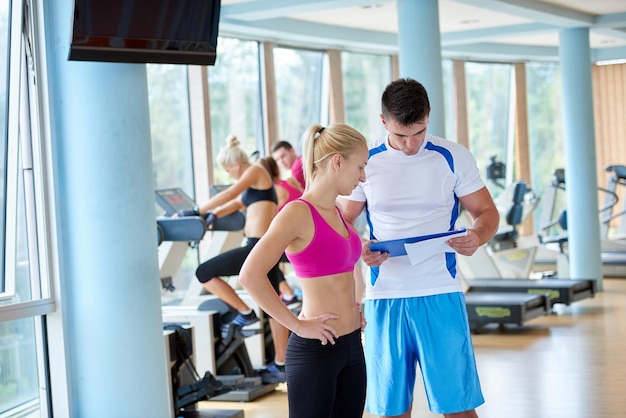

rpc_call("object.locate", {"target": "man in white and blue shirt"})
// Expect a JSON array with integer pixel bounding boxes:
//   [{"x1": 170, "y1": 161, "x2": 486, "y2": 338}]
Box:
[{"x1": 343, "y1": 78, "x2": 500, "y2": 418}]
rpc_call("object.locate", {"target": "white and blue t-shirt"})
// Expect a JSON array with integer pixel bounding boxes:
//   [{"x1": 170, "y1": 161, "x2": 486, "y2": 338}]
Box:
[{"x1": 348, "y1": 133, "x2": 485, "y2": 300}]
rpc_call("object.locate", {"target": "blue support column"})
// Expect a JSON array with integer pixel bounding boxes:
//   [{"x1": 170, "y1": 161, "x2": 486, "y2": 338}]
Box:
[
  {"x1": 44, "y1": 1, "x2": 171, "y2": 416},
  {"x1": 396, "y1": 0, "x2": 446, "y2": 137},
  {"x1": 559, "y1": 28, "x2": 603, "y2": 290}
]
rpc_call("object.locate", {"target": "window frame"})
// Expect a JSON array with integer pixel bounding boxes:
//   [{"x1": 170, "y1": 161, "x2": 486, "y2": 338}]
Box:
[
  {"x1": 0, "y1": 1, "x2": 58, "y2": 415},
  {"x1": 1, "y1": 0, "x2": 21, "y2": 301},
  {"x1": 0, "y1": 0, "x2": 55, "y2": 315}
]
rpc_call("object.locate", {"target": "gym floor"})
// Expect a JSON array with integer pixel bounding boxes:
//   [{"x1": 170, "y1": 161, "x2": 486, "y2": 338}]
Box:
[{"x1": 198, "y1": 278, "x2": 626, "y2": 418}]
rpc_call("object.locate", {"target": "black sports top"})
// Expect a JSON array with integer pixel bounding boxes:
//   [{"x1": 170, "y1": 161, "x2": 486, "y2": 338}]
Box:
[{"x1": 241, "y1": 186, "x2": 277, "y2": 207}]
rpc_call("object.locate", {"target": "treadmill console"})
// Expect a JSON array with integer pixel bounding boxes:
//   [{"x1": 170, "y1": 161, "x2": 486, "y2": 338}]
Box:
[{"x1": 155, "y1": 188, "x2": 198, "y2": 216}]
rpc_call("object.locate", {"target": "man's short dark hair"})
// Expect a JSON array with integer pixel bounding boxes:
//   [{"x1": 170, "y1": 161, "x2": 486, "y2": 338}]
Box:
[
  {"x1": 381, "y1": 78, "x2": 430, "y2": 126},
  {"x1": 271, "y1": 140, "x2": 294, "y2": 153}
]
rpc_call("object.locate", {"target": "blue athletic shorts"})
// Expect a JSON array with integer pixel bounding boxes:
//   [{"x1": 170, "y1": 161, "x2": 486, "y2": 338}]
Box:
[{"x1": 363, "y1": 292, "x2": 484, "y2": 415}]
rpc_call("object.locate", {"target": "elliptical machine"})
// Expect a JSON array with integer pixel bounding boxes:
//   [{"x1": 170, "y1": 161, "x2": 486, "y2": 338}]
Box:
[
  {"x1": 163, "y1": 324, "x2": 244, "y2": 418},
  {"x1": 600, "y1": 164, "x2": 626, "y2": 241},
  {"x1": 535, "y1": 167, "x2": 626, "y2": 277}
]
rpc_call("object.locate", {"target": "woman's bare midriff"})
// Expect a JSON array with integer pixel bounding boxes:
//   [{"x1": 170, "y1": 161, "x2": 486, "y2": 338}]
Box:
[
  {"x1": 299, "y1": 271, "x2": 361, "y2": 337},
  {"x1": 243, "y1": 201, "x2": 276, "y2": 238}
]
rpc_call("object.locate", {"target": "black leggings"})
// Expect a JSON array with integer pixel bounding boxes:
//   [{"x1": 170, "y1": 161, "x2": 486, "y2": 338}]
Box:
[
  {"x1": 285, "y1": 329, "x2": 366, "y2": 418},
  {"x1": 277, "y1": 253, "x2": 290, "y2": 285},
  {"x1": 195, "y1": 237, "x2": 281, "y2": 293}
]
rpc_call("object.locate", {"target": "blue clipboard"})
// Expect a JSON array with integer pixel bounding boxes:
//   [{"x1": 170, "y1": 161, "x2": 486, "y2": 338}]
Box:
[{"x1": 369, "y1": 228, "x2": 467, "y2": 256}]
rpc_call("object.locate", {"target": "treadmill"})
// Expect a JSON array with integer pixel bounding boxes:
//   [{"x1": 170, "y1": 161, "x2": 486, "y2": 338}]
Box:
[
  {"x1": 464, "y1": 292, "x2": 551, "y2": 333},
  {"x1": 465, "y1": 278, "x2": 596, "y2": 307}
]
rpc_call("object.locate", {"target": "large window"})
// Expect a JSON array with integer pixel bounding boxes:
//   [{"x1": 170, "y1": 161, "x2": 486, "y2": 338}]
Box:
[
  {"x1": 274, "y1": 47, "x2": 326, "y2": 153},
  {"x1": 465, "y1": 62, "x2": 514, "y2": 200},
  {"x1": 147, "y1": 64, "x2": 197, "y2": 302},
  {"x1": 341, "y1": 51, "x2": 390, "y2": 142},
  {"x1": 0, "y1": 317, "x2": 38, "y2": 414},
  {"x1": 526, "y1": 62, "x2": 564, "y2": 200},
  {"x1": 147, "y1": 64, "x2": 194, "y2": 200},
  {"x1": 208, "y1": 37, "x2": 263, "y2": 184},
  {"x1": 442, "y1": 59, "x2": 455, "y2": 141}
]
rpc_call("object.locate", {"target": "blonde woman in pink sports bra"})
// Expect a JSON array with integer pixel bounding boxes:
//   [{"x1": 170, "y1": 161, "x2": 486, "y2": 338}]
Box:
[{"x1": 240, "y1": 123, "x2": 368, "y2": 418}]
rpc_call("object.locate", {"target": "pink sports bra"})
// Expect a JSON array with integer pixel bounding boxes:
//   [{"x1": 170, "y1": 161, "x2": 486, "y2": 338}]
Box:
[
  {"x1": 285, "y1": 199, "x2": 362, "y2": 278},
  {"x1": 276, "y1": 179, "x2": 303, "y2": 211}
]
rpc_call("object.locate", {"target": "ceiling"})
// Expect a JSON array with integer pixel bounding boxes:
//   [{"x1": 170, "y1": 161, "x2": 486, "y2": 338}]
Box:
[{"x1": 218, "y1": 0, "x2": 626, "y2": 63}]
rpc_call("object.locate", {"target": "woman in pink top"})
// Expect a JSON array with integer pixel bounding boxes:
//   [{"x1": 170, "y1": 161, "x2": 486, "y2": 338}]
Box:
[
  {"x1": 240, "y1": 123, "x2": 368, "y2": 418},
  {"x1": 258, "y1": 156, "x2": 303, "y2": 210}
]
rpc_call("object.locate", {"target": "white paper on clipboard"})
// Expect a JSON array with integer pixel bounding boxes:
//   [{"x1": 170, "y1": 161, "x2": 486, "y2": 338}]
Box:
[{"x1": 403, "y1": 229, "x2": 468, "y2": 265}]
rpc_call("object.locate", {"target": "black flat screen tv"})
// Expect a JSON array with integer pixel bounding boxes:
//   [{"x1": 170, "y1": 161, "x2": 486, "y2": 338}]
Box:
[{"x1": 68, "y1": 0, "x2": 221, "y2": 65}]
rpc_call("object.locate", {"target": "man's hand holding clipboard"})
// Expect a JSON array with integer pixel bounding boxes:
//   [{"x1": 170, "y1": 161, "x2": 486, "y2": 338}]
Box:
[{"x1": 369, "y1": 228, "x2": 470, "y2": 266}]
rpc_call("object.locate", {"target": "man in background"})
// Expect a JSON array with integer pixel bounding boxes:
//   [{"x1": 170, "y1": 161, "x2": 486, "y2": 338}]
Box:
[{"x1": 271, "y1": 140, "x2": 305, "y2": 190}]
